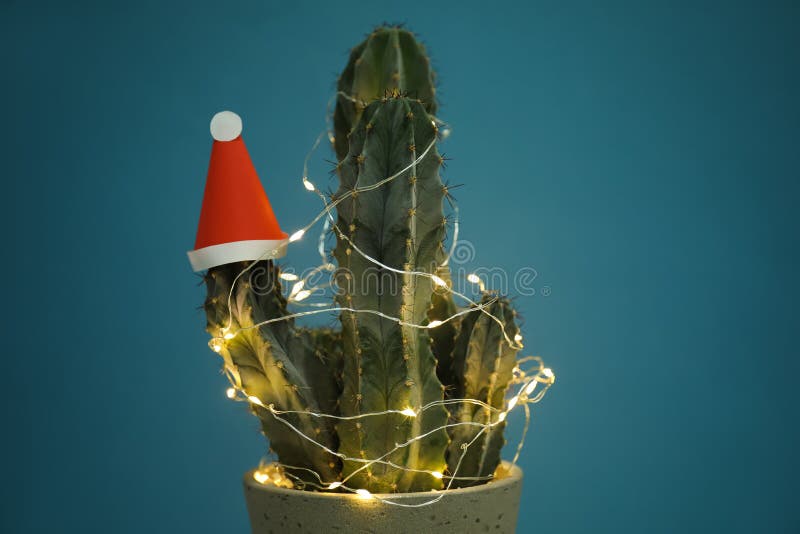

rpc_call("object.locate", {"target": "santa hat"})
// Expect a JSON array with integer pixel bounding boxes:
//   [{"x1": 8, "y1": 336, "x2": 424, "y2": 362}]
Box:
[{"x1": 187, "y1": 111, "x2": 288, "y2": 271}]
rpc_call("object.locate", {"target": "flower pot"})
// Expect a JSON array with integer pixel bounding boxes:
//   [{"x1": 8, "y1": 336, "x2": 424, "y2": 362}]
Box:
[{"x1": 242, "y1": 462, "x2": 523, "y2": 534}]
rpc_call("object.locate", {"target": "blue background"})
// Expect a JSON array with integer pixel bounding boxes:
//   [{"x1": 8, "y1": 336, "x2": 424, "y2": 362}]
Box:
[{"x1": 2, "y1": 1, "x2": 798, "y2": 532}]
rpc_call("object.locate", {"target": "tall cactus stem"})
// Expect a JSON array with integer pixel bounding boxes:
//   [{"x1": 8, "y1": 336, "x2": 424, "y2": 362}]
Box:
[
  {"x1": 204, "y1": 261, "x2": 341, "y2": 483},
  {"x1": 333, "y1": 96, "x2": 449, "y2": 493},
  {"x1": 446, "y1": 294, "x2": 521, "y2": 486}
]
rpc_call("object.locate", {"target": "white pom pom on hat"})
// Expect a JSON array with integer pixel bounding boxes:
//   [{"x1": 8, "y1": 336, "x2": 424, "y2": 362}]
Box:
[{"x1": 209, "y1": 110, "x2": 243, "y2": 141}]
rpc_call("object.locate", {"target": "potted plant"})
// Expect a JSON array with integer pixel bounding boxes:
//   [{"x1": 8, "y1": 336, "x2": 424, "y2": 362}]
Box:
[{"x1": 189, "y1": 26, "x2": 554, "y2": 533}]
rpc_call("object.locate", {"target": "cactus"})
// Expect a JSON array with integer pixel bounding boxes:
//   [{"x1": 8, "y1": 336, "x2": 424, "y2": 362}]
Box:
[
  {"x1": 334, "y1": 24, "x2": 461, "y2": 405},
  {"x1": 333, "y1": 26, "x2": 437, "y2": 161},
  {"x1": 332, "y1": 95, "x2": 450, "y2": 493},
  {"x1": 203, "y1": 261, "x2": 342, "y2": 484},
  {"x1": 445, "y1": 295, "x2": 521, "y2": 486},
  {"x1": 429, "y1": 268, "x2": 461, "y2": 390},
  {"x1": 198, "y1": 26, "x2": 532, "y2": 494}
]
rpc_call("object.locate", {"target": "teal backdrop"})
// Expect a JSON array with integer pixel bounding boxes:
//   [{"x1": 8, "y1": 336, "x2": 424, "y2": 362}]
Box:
[{"x1": 2, "y1": 1, "x2": 798, "y2": 532}]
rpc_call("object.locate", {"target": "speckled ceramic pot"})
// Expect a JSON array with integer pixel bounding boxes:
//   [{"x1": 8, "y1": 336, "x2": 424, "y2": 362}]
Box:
[{"x1": 242, "y1": 463, "x2": 522, "y2": 534}]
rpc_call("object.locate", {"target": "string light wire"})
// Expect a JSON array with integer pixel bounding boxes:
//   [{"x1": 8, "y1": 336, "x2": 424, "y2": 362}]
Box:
[{"x1": 208, "y1": 96, "x2": 555, "y2": 507}]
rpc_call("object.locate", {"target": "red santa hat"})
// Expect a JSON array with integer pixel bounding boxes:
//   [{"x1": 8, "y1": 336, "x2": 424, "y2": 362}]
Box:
[{"x1": 187, "y1": 111, "x2": 288, "y2": 271}]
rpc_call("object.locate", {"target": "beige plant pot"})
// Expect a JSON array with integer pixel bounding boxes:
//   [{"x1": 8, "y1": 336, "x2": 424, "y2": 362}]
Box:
[{"x1": 242, "y1": 462, "x2": 523, "y2": 534}]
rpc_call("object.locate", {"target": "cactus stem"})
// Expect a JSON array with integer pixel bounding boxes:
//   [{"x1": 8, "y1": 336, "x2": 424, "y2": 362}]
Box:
[{"x1": 397, "y1": 105, "x2": 425, "y2": 485}]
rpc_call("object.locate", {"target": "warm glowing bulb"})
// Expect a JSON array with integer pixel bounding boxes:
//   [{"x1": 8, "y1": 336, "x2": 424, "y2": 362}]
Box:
[
  {"x1": 542, "y1": 368, "x2": 554, "y2": 379},
  {"x1": 400, "y1": 407, "x2": 417, "y2": 417},
  {"x1": 427, "y1": 320, "x2": 443, "y2": 328},
  {"x1": 431, "y1": 275, "x2": 447, "y2": 288},
  {"x1": 507, "y1": 396, "x2": 519, "y2": 410},
  {"x1": 327, "y1": 481, "x2": 342, "y2": 490},
  {"x1": 210, "y1": 340, "x2": 223, "y2": 353},
  {"x1": 248, "y1": 395, "x2": 264, "y2": 406},
  {"x1": 498, "y1": 411, "x2": 507, "y2": 422},
  {"x1": 431, "y1": 471, "x2": 444, "y2": 479},
  {"x1": 467, "y1": 273, "x2": 481, "y2": 284},
  {"x1": 224, "y1": 332, "x2": 235, "y2": 340},
  {"x1": 293, "y1": 290, "x2": 312, "y2": 302},
  {"x1": 524, "y1": 380, "x2": 537, "y2": 396},
  {"x1": 280, "y1": 272, "x2": 299, "y2": 281},
  {"x1": 290, "y1": 280, "x2": 305, "y2": 293},
  {"x1": 226, "y1": 387, "x2": 236, "y2": 399},
  {"x1": 514, "y1": 333, "x2": 523, "y2": 343},
  {"x1": 289, "y1": 229, "x2": 305, "y2": 242},
  {"x1": 253, "y1": 471, "x2": 269, "y2": 484},
  {"x1": 302, "y1": 177, "x2": 315, "y2": 191},
  {"x1": 355, "y1": 488, "x2": 372, "y2": 499}
]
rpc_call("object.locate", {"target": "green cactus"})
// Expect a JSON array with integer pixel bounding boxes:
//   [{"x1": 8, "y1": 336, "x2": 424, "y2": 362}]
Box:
[
  {"x1": 445, "y1": 294, "x2": 521, "y2": 486},
  {"x1": 204, "y1": 261, "x2": 342, "y2": 484},
  {"x1": 334, "y1": 25, "x2": 461, "y2": 399},
  {"x1": 333, "y1": 26, "x2": 437, "y2": 161},
  {"x1": 197, "y1": 26, "x2": 539, "y2": 495},
  {"x1": 332, "y1": 95, "x2": 450, "y2": 493},
  {"x1": 429, "y1": 268, "x2": 461, "y2": 391}
]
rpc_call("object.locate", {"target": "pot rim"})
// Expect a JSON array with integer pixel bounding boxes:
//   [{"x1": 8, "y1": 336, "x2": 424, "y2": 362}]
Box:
[{"x1": 243, "y1": 461, "x2": 522, "y2": 501}]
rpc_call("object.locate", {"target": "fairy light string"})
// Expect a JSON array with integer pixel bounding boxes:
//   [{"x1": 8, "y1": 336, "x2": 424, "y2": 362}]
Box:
[
  {"x1": 207, "y1": 96, "x2": 555, "y2": 507},
  {"x1": 235, "y1": 359, "x2": 553, "y2": 507}
]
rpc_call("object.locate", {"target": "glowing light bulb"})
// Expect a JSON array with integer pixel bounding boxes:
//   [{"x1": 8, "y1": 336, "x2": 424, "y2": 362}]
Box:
[
  {"x1": 248, "y1": 395, "x2": 264, "y2": 407},
  {"x1": 514, "y1": 333, "x2": 523, "y2": 343},
  {"x1": 224, "y1": 332, "x2": 235, "y2": 340},
  {"x1": 355, "y1": 488, "x2": 372, "y2": 500},
  {"x1": 431, "y1": 275, "x2": 447, "y2": 288},
  {"x1": 498, "y1": 412, "x2": 507, "y2": 422},
  {"x1": 327, "y1": 481, "x2": 342, "y2": 490},
  {"x1": 507, "y1": 396, "x2": 519, "y2": 410},
  {"x1": 280, "y1": 272, "x2": 299, "y2": 281},
  {"x1": 253, "y1": 471, "x2": 269, "y2": 484},
  {"x1": 293, "y1": 289, "x2": 311, "y2": 302},
  {"x1": 524, "y1": 380, "x2": 537, "y2": 396},
  {"x1": 302, "y1": 177, "x2": 315, "y2": 191},
  {"x1": 226, "y1": 387, "x2": 236, "y2": 399},
  {"x1": 466, "y1": 273, "x2": 485, "y2": 291},
  {"x1": 542, "y1": 368, "x2": 554, "y2": 380},
  {"x1": 289, "y1": 229, "x2": 305, "y2": 242},
  {"x1": 290, "y1": 280, "x2": 305, "y2": 295},
  {"x1": 400, "y1": 407, "x2": 417, "y2": 417},
  {"x1": 210, "y1": 339, "x2": 223, "y2": 352},
  {"x1": 427, "y1": 320, "x2": 443, "y2": 328},
  {"x1": 431, "y1": 471, "x2": 444, "y2": 479}
]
